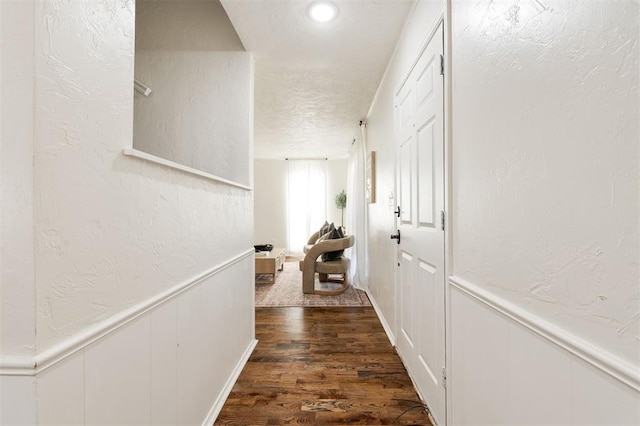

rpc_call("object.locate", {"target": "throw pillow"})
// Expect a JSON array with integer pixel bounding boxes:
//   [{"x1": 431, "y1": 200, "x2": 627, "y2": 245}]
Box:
[
  {"x1": 319, "y1": 221, "x2": 331, "y2": 237},
  {"x1": 316, "y1": 222, "x2": 336, "y2": 243},
  {"x1": 321, "y1": 224, "x2": 345, "y2": 262}
]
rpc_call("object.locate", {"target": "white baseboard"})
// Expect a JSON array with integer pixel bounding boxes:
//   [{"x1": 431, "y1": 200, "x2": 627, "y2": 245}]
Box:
[
  {"x1": 449, "y1": 275, "x2": 640, "y2": 392},
  {"x1": 203, "y1": 338, "x2": 258, "y2": 426},
  {"x1": 365, "y1": 287, "x2": 396, "y2": 347}
]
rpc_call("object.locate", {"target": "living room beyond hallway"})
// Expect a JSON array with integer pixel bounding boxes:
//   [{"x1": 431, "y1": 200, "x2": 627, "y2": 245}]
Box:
[{"x1": 254, "y1": 158, "x2": 348, "y2": 258}]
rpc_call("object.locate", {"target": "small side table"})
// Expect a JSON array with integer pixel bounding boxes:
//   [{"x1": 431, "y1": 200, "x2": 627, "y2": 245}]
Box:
[{"x1": 255, "y1": 248, "x2": 286, "y2": 284}]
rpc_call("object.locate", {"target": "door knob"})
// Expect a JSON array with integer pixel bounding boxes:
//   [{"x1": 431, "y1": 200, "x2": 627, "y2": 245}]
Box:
[
  {"x1": 394, "y1": 206, "x2": 401, "y2": 218},
  {"x1": 390, "y1": 229, "x2": 401, "y2": 244}
]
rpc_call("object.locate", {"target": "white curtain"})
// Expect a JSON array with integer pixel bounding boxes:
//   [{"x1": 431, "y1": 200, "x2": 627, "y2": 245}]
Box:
[
  {"x1": 345, "y1": 125, "x2": 368, "y2": 289},
  {"x1": 287, "y1": 160, "x2": 326, "y2": 255}
]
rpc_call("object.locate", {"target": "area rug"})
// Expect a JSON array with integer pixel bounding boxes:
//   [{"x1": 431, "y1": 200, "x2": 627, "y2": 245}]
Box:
[{"x1": 255, "y1": 261, "x2": 371, "y2": 307}]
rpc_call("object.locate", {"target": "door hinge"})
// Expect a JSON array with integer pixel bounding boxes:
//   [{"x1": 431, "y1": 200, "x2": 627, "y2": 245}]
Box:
[
  {"x1": 440, "y1": 210, "x2": 445, "y2": 231},
  {"x1": 442, "y1": 367, "x2": 447, "y2": 389},
  {"x1": 440, "y1": 54, "x2": 444, "y2": 75}
]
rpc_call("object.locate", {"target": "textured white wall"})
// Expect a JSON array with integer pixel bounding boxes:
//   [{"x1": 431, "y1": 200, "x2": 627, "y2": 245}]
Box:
[
  {"x1": 253, "y1": 159, "x2": 348, "y2": 252},
  {"x1": 0, "y1": 0, "x2": 256, "y2": 423},
  {"x1": 0, "y1": 1, "x2": 254, "y2": 424},
  {"x1": 366, "y1": 0, "x2": 639, "y2": 422},
  {"x1": 0, "y1": 0, "x2": 36, "y2": 358},
  {"x1": 451, "y1": 0, "x2": 639, "y2": 366},
  {"x1": 134, "y1": 0, "x2": 251, "y2": 185},
  {"x1": 1, "y1": 5, "x2": 38, "y2": 422},
  {"x1": 135, "y1": 0, "x2": 244, "y2": 51},
  {"x1": 134, "y1": 51, "x2": 252, "y2": 185},
  {"x1": 34, "y1": 0, "x2": 253, "y2": 353}
]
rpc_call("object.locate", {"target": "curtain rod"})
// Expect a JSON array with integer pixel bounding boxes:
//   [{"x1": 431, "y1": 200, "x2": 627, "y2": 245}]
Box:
[
  {"x1": 285, "y1": 157, "x2": 328, "y2": 160},
  {"x1": 352, "y1": 120, "x2": 366, "y2": 145}
]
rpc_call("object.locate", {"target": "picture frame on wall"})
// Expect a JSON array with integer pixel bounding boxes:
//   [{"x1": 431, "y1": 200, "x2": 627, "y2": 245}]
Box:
[{"x1": 366, "y1": 151, "x2": 376, "y2": 203}]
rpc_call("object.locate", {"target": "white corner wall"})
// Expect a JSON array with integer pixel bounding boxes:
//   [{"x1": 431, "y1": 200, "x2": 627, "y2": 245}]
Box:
[
  {"x1": 450, "y1": 0, "x2": 639, "y2": 422},
  {"x1": 134, "y1": 0, "x2": 251, "y2": 186},
  {"x1": 451, "y1": 0, "x2": 639, "y2": 369},
  {"x1": 135, "y1": 0, "x2": 244, "y2": 52},
  {"x1": 0, "y1": 1, "x2": 37, "y2": 422},
  {"x1": 134, "y1": 50, "x2": 253, "y2": 185},
  {"x1": 0, "y1": 0, "x2": 35, "y2": 359},
  {"x1": 1, "y1": 0, "x2": 256, "y2": 424},
  {"x1": 366, "y1": 0, "x2": 639, "y2": 424},
  {"x1": 254, "y1": 159, "x2": 348, "y2": 253}
]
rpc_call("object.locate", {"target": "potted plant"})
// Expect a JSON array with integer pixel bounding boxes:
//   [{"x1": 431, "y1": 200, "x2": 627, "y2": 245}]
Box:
[{"x1": 335, "y1": 190, "x2": 347, "y2": 228}]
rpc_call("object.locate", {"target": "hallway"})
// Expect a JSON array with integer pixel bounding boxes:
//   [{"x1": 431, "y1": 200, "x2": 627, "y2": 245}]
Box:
[
  {"x1": 216, "y1": 307, "x2": 432, "y2": 425},
  {"x1": 1, "y1": 1, "x2": 637, "y2": 423}
]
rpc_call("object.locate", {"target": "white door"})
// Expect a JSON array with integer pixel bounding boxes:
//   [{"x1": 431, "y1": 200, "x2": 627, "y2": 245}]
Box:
[{"x1": 394, "y1": 23, "x2": 445, "y2": 425}]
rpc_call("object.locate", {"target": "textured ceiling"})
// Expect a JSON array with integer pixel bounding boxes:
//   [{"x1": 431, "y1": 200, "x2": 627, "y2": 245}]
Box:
[{"x1": 220, "y1": 0, "x2": 413, "y2": 159}]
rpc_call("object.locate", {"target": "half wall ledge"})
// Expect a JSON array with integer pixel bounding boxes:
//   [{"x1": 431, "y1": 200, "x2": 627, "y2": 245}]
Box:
[{"x1": 122, "y1": 147, "x2": 253, "y2": 191}]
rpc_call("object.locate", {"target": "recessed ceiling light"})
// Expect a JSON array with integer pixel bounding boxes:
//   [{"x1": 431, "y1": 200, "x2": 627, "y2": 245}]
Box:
[{"x1": 308, "y1": 1, "x2": 338, "y2": 23}]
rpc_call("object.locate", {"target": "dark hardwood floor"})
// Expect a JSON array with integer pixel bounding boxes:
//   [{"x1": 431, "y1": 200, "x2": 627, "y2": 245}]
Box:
[{"x1": 215, "y1": 307, "x2": 432, "y2": 425}]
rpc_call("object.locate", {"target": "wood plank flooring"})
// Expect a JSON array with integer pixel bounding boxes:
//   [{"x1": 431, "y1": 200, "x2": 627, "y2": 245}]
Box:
[{"x1": 215, "y1": 307, "x2": 432, "y2": 425}]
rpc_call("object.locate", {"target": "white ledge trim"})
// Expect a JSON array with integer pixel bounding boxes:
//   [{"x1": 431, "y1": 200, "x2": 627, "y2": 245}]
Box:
[
  {"x1": 123, "y1": 147, "x2": 253, "y2": 191},
  {"x1": 0, "y1": 355, "x2": 37, "y2": 376},
  {"x1": 449, "y1": 275, "x2": 640, "y2": 392},
  {"x1": 0, "y1": 249, "x2": 254, "y2": 376}
]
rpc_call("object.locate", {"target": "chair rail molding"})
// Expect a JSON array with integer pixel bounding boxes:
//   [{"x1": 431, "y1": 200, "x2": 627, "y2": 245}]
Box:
[
  {"x1": 0, "y1": 355, "x2": 37, "y2": 376},
  {"x1": 0, "y1": 249, "x2": 255, "y2": 377},
  {"x1": 449, "y1": 275, "x2": 640, "y2": 392}
]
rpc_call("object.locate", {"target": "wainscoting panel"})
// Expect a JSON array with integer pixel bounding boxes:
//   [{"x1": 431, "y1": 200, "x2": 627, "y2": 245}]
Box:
[
  {"x1": 177, "y1": 281, "x2": 214, "y2": 424},
  {"x1": 449, "y1": 287, "x2": 509, "y2": 425},
  {"x1": 37, "y1": 352, "x2": 84, "y2": 425},
  {"x1": 507, "y1": 319, "x2": 573, "y2": 424},
  {"x1": 150, "y1": 299, "x2": 178, "y2": 425},
  {"x1": 84, "y1": 316, "x2": 152, "y2": 425},
  {"x1": 450, "y1": 283, "x2": 640, "y2": 425},
  {"x1": 177, "y1": 255, "x2": 255, "y2": 425},
  {"x1": 571, "y1": 354, "x2": 640, "y2": 425},
  {"x1": 0, "y1": 375, "x2": 37, "y2": 424},
  {"x1": 25, "y1": 251, "x2": 255, "y2": 425}
]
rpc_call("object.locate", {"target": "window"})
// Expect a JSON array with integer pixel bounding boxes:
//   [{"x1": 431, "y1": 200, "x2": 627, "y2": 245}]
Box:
[{"x1": 287, "y1": 160, "x2": 327, "y2": 254}]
